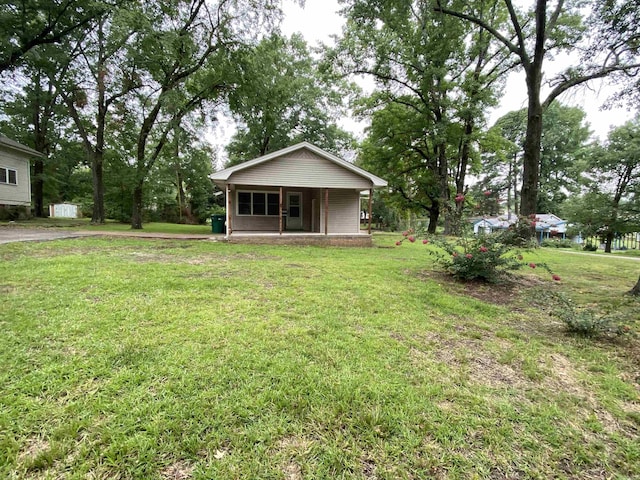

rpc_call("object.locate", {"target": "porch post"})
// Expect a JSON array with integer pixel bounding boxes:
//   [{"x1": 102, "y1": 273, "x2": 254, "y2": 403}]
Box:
[
  {"x1": 226, "y1": 184, "x2": 233, "y2": 235},
  {"x1": 279, "y1": 186, "x2": 283, "y2": 235},
  {"x1": 324, "y1": 188, "x2": 329, "y2": 235},
  {"x1": 368, "y1": 188, "x2": 373, "y2": 235}
]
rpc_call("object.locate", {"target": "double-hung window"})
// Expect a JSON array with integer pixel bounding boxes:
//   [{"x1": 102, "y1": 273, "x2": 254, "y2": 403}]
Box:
[
  {"x1": 237, "y1": 191, "x2": 279, "y2": 216},
  {"x1": 0, "y1": 167, "x2": 17, "y2": 185}
]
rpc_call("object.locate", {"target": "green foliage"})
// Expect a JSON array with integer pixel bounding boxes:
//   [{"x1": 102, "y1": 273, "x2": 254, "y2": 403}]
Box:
[
  {"x1": 226, "y1": 33, "x2": 354, "y2": 165},
  {"x1": 563, "y1": 116, "x2": 640, "y2": 251},
  {"x1": 334, "y1": 0, "x2": 509, "y2": 232},
  {"x1": 0, "y1": 0, "x2": 107, "y2": 72},
  {"x1": 534, "y1": 291, "x2": 636, "y2": 338},
  {"x1": 540, "y1": 238, "x2": 575, "y2": 248},
  {"x1": 396, "y1": 224, "x2": 549, "y2": 283},
  {"x1": 583, "y1": 243, "x2": 598, "y2": 251},
  {"x1": 431, "y1": 232, "x2": 528, "y2": 283},
  {"x1": 480, "y1": 103, "x2": 591, "y2": 215},
  {"x1": 498, "y1": 216, "x2": 540, "y2": 248}
]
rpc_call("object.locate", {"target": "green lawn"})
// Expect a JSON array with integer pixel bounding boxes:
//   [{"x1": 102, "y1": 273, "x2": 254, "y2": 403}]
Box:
[{"x1": 1, "y1": 237, "x2": 638, "y2": 479}]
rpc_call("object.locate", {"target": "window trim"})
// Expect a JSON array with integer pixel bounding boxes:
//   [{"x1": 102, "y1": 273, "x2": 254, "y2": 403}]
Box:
[
  {"x1": 236, "y1": 190, "x2": 280, "y2": 216},
  {"x1": 0, "y1": 166, "x2": 18, "y2": 186}
]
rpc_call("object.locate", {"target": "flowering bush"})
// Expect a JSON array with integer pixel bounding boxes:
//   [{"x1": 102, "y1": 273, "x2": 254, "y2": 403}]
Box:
[
  {"x1": 395, "y1": 228, "x2": 557, "y2": 284},
  {"x1": 429, "y1": 232, "x2": 543, "y2": 283},
  {"x1": 499, "y1": 216, "x2": 540, "y2": 248}
]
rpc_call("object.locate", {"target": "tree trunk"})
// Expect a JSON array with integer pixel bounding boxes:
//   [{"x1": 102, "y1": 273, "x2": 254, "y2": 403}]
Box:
[
  {"x1": 91, "y1": 151, "x2": 105, "y2": 224},
  {"x1": 131, "y1": 182, "x2": 144, "y2": 229},
  {"x1": 32, "y1": 154, "x2": 45, "y2": 217},
  {"x1": 604, "y1": 230, "x2": 614, "y2": 253},
  {"x1": 520, "y1": 70, "x2": 543, "y2": 217},
  {"x1": 32, "y1": 71, "x2": 48, "y2": 217},
  {"x1": 628, "y1": 275, "x2": 640, "y2": 296},
  {"x1": 92, "y1": 21, "x2": 107, "y2": 224},
  {"x1": 427, "y1": 205, "x2": 439, "y2": 234},
  {"x1": 438, "y1": 142, "x2": 451, "y2": 235}
]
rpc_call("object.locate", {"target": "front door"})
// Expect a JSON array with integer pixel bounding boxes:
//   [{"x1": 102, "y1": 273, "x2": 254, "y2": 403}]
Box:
[{"x1": 286, "y1": 192, "x2": 302, "y2": 230}]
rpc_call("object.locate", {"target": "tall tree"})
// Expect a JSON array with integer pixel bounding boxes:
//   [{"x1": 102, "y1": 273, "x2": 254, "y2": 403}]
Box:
[
  {"x1": 435, "y1": 0, "x2": 640, "y2": 216},
  {"x1": 120, "y1": 0, "x2": 281, "y2": 229},
  {"x1": 54, "y1": 6, "x2": 141, "y2": 224},
  {"x1": 226, "y1": 33, "x2": 354, "y2": 166},
  {"x1": 0, "y1": 0, "x2": 108, "y2": 73},
  {"x1": 588, "y1": 117, "x2": 640, "y2": 253},
  {"x1": 481, "y1": 103, "x2": 591, "y2": 215},
  {"x1": 334, "y1": 0, "x2": 510, "y2": 232},
  {"x1": 563, "y1": 117, "x2": 640, "y2": 253}
]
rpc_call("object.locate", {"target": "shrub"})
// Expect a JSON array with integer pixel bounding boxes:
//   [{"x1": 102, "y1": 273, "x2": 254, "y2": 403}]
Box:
[
  {"x1": 583, "y1": 243, "x2": 598, "y2": 251},
  {"x1": 541, "y1": 238, "x2": 574, "y2": 249},
  {"x1": 499, "y1": 216, "x2": 540, "y2": 248},
  {"x1": 396, "y1": 228, "x2": 555, "y2": 284},
  {"x1": 430, "y1": 233, "x2": 528, "y2": 283},
  {"x1": 533, "y1": 291, "x2": 636, "y2": 338}
]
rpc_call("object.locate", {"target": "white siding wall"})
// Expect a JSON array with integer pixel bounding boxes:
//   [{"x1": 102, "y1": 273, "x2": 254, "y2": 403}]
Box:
[
  {"x1": 50, "y1": 203, "x2": 79, "y2": 218},
  {"x1": 0, "y1": 148, "x2": 31, "y2": 206},
  {"x1": 324, "y1": 189, "x2": 360, "y2": 234},
  {"x1": 228, "y1": 149, "x2": 373, "y2": 189}
]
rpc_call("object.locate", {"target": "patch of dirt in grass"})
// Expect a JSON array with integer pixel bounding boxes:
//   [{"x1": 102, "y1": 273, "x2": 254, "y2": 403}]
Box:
[
  {"x1": 85, "y1": 466, "x2": 123, "y2": 479},
  {"x1": 544, "y1": 353, "x2": 631, "y2": 436},
  {"x1": 468, "y1": 354, "x2": 524, "y2": 388},
  {"x1": 276, "y1": 435, "x2": 313, "y2": 453},
  {"x1": 360, "y1": 457, "x2": 377, "y2": 479},
  {"x1": 230, "y1": 252, "x2": 281, "y2": 261},
  {"x1": 18, "y1": 437, "x2": 50, "y2": 462},
  {"x1": 0, "y1": 284, "x2": 17, "y2": 294},
  {"x1": 276, "y1": 437, "x2": 312, "y2": 480},
  {"x1": 410, "y1": 333, "x2": 527, "y2": 388},
  {"x1": 161, "y1": 460, "x2": 194, "y2": 480},
  {"x1": 415, "y1": 270, "x2": 547, "y2": 306},
  {"x1": 283, "y1": 462, "x2": 302, "y2": 480}
]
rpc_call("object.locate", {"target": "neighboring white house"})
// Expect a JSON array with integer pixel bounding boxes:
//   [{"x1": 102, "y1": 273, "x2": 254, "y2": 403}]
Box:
[
  {"x1": 0, "y1": 135, "x2": 42, "y2": 208},
  {"x1": 210, "y1": 142, "x2": 387, "y2": 245},
  {"x1": 471, "y1": 213, "x2": 568, "y2": 241}
]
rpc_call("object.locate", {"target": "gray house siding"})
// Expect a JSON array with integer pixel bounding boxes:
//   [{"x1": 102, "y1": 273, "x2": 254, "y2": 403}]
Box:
[
  {"x1": 227, "y1": 149, "x2": 372, "y2": 189},
  {"x1": 0, "y1": 148, "x2": 31, "y2": 206},
  {"x1": 323, "y1": 189, "x2": 360, "y2": 234},
  {"x1": 212, "y1": 143, "x2": 387, "y2": 239}
]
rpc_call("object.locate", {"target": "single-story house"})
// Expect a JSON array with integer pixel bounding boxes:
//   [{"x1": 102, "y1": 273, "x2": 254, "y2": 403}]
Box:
[
  {"x1": 471, "y1": 213, "x2": 519, "y2": 234},
  {"x1": 209, "y1": 142, "x2": 387, "y2": 245},
  {"x1": 471, "y1": 213, "x2": 567, "y2": 242},
  {"x1": 0, "y1": 135, "x2": 42, "y2": 208}
]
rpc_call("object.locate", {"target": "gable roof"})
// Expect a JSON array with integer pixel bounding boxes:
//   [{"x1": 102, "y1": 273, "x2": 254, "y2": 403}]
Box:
[
  {"x1": 210, "y1": 142, "x2": 387, "y2": 188},
  {"x1": 0, "y1": 135, "x2": 44, "y2": 158},
  {"x1": 470, "y1": 213, "x2": 566, "y2": 231}
]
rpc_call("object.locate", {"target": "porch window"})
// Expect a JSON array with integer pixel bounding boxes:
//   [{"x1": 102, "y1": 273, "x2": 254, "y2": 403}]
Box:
[
  {"x1": 0, "y1": 167, "x2": 17, "y2": 185},
  {"x1": 237, "y1": 191, "x2": 280, "y2": 216}
]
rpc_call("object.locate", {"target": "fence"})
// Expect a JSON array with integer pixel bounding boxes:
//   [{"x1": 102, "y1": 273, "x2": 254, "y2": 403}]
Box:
[{"x1": 583, "y1": 233, "x2": 640, "y2": 250}]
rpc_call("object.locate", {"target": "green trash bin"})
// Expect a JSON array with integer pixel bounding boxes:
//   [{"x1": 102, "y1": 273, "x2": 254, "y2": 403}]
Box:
[{"x1": 211, "y1": 214, "x2": 226, "y2": 234}]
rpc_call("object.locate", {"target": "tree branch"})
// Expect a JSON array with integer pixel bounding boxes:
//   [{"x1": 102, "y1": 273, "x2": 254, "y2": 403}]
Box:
[{"x1": 434, "y1": 0, "x2": 521, "y2": 57}]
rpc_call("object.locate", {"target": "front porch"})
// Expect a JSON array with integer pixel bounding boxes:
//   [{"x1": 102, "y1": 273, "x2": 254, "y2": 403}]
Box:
[{"x1": 224, "y1": 231, "x2": 373, "y2": 247}]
